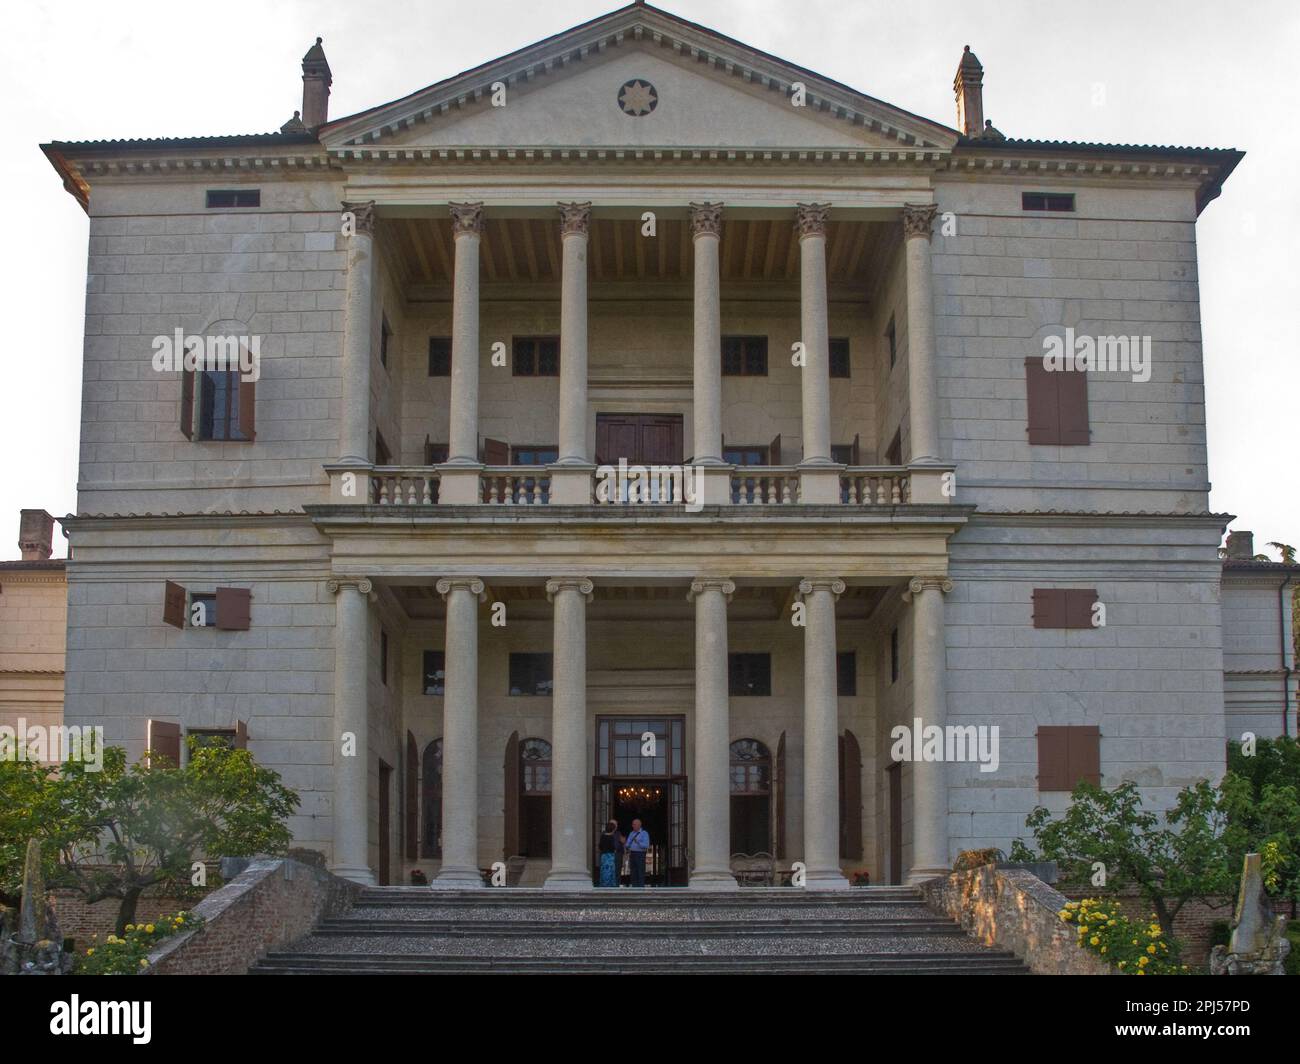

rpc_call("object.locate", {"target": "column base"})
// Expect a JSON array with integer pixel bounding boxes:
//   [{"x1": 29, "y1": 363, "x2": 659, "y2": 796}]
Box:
[
  {"x1": 905, "y1": 866, "x2": 950, "y2": 885},
  {"x1": 688, "y1": 871, "x2": 739, "y2": 891},
  {"x1": 542, "y1": 870, "x2": 594, "y2": 891},
  {"x1": 329, "y1": 864, "x2": 376, "y2": 886},
  {"x1": 802, "y1": 870, "x2": 852, "y2": 890},
  {"x1": 429, "y1": 868, "x2": 486, "y2": 889}
]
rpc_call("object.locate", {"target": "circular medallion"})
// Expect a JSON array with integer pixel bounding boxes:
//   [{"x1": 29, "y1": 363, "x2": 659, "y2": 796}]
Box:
[{"x1": 617, "y1": 79, "x2": 658, "y2": 117}]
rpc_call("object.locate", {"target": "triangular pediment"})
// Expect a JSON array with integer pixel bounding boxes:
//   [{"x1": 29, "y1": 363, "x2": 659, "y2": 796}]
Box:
[{"x1": 322, "y1": 3, "x2": 955, "y2": 155}]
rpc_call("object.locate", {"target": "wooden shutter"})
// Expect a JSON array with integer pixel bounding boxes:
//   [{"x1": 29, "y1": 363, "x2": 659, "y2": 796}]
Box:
[
  {"x1": 405, "y1": 731, "x2": 419, "y2": 859},
  {"x1": 425, "y1": 436, "x2": 449, "y2": 464},
  {"x1": 163, "y1": 580, "x2": 188, "y2": 629},
  {"x1": 641, "y1": 415, "x2": 684, "y2": 465},
  {"x1": 769, "y1": 433, "x2": 781, "y2": 466},
  {"x1": 215, "y1": 587, "x2": 251, "y2": 631},
  {"x1": 234, "y1": 719, "x2": 248, "y2": 750},
  {"x1": 1036, "y1": 726, "x2": 1071, "y2": 791},
  {"x1": 237, "y1": 377, "x2": 256, "y2": 441},
  {"x1": 1065, "y1": 589, "x2": 1099, "y2": 629},
  {"x1": 481, "y1": 437, "x2": 509, "y2": 465},
  {"x1": 1057, "y1": 369, "x2": 1090, "y2": 446},
  {"x1": 180, "y1": 367, "x2": 195, "y2": 439},
  {"x1": 841, "y1": 729, "x2": 863, "y2": 860},
  {"x1": 1025, "y1": 357, "x2": 1061, "y2": 444},
  {"x1": 1069, "y1": 726, "x2": 1101, "y2": 787},
  {"x1": 1031, "y1": 588, "x2": 1068, "y2": 629},
  {"x1": 147, "y1": 720, "x2": 182, "y2": 768},
  {"x1": 503, "y1": 731, "x2": 520, "y2": 858},
  {"x1": 774, "y1": 731, "x2": 786, "y2": 861},
  {"x1": 595, "y1": 414, "x2": 637, "y2": 464}
]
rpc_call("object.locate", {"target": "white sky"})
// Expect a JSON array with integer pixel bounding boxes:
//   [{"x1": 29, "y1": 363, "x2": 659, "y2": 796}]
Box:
[{"x1": 2, "y1": 0, "x2": 1296, "y2": 560}]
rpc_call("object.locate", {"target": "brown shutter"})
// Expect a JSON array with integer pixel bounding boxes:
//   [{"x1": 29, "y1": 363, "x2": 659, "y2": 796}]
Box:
[
  {"x1": 180, "y1": 367, "x2": 195, "y2": 439},
  {"x1": 774, "y1": 731, "x2": 786, "y2": 860},
  {"x1": 482, "y1": 437, "x2": 509, "y2": 465},
  {"x1": 841, "y1": 729, "x2": 863, "y2": 860},
  {"x1": 1025, "y1": 357, "x2": 1061, "y2": 444},
  {"x1": 238, "y1": 377, "x2": 256, "y2": 441},
  {"x1": 1069, "y1": 725, "x2": 1101, "y2": 787},
  {"x1": 1065, "y1": 589, "x2": 1099, "y2": 629},
  {"x1": 163, "y1": 580, "x2": 187, "y2": 629},
  {"x1": 503, "y1": 731, "x2": 520, "y2": 858},
  {"x1": 1057, "y1": 369, "x2": 1090, "y2": 446},
  {"x1": 405, "y1": 731, "x2": 419, "y2": 859},
  {"x1": 769, "y1": 433, "x2": 781, "y2": 466},
  {"x1": 1031, "y1": 588, "x2": 1068, "y2": 629},
  {"x1": 233, "y1": 719, "x2": 248, "y2": 750},
  {"x1": 147, "y1": 720, "x2": 182, "y2": 768},
  {"x1": 215, "y1": 587, "x2": 251, "y2": 631},
  {"x1": 1037, "y1": 726, "x2": 1070, "y2": 791}
]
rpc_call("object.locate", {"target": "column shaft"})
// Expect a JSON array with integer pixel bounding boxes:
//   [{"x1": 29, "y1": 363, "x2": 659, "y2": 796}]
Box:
[
  {"x1": 545, "y1": 577, "x2": 593, "y2": 888},
  {"x1": 801, "y1": 577, "x2": 849, "y2": 888},
  {"x1": 557, "y1": 204, "x2": 591, "y2": 464},
  {"x1": 447, "y1": 203, "x2": 483, "y2": 465},
  {"x1": 329, "y1": 578, "x2": 374, "y2": 884},
  {"x1": 338, "y1": 202, "x2": 375, "y2": 464},
  {"x1": 796, "y1": 204, "x2": 832, "y2": 466},
  {"x1": 690, "y1": 203, "x2": 724, "y2": 466},
  {"x1": 903, "y1": 204, "x2": 941, "y2": 464},
  {"x1": 690, "y1": 579, "x2": 737, "y2": 888},
  {"x1": 907, "y1": 577, "x2": 952, "y2": 881}
]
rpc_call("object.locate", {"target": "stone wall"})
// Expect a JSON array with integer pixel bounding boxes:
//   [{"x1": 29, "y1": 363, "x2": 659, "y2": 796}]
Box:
[
  {"x1": 51, "y1": 889, "x2": 204, "y2": 944},
  {"x1": 144, "y1": 856, "x2": 358, "y2": 975},
  {"x1": 921, "y1": 865, "x2": 1113, "y2": 975}
]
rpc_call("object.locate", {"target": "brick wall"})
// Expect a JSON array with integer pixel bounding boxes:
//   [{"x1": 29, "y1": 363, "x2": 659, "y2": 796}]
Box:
[{"x1": 51, "y1": 888, "x2": 206, "y2": 944}]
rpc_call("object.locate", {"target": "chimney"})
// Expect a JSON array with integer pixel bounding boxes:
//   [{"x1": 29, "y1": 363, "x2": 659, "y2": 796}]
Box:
[
  {"x1": 1226, "y1": 530, "x2": 1255, "y2": 560},
  {"x1": 18, "y1": 509, "x2": 55, "y2": 561},
  {"x1": 954, "y1": 45, "x2": 984, "y2": 137},
  {"x1": 301, "y1": 37, "x2": 332, "y2": 129}
]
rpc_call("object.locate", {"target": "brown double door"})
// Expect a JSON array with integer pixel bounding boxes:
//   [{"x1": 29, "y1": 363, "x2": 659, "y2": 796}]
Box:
[{"x1": 595, "y1": 413, "x2": 684, "y2": 466}]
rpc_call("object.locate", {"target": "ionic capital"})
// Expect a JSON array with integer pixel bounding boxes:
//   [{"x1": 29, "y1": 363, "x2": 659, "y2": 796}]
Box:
[
  {"x1": 794, "y1": 203, "x2": 831, "y2": 239},
  {"x1": 557, "y1": 201, "x2": 592, "y2": 237},
  {"x1": 340, "y1": 200, "x2": 376, "y2": 236},
  {"x1": 436, "y1": 576, "x2": 487, "y2": 602},
  {"x1": 546, "y1": 577, "x2": 594, "y2": 603},
  {"x1": 687, "y1": 578, "x2": 735, "y2": 603},
  {"x1": 327, "y1": 577, "x2": 373, "y2": 596},
  {"x1": 902, "y1": 203, "x2": 939, "y2": 241},
  {"x1": 449, "y1": 202, "x2": 485, "y2": 237},
  {"x1": 902, "y1": 575, "x2": 953, "y2": 602},
  {"x1": 689, "y1": 202, "x2": 724, "y2": 238},
  {"x1": 797, "y1": 577, "x2": 846, "y2": 602}
]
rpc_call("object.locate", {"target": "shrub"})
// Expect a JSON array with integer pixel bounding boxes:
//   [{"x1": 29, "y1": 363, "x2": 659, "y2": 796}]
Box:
[
  {"x1": 1059, "y1": 898, "x2": 1189, "y2": 975},
  {"x1": 76, "y1": 910, "x2": 203, "y2": 975}
]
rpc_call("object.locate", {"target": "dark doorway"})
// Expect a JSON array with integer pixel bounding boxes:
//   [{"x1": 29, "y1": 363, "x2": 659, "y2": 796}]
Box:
[
  {"x1": 595, "y1": 413, "x2": 684, "y2": 465},
  {"x1": 887, "y1": 762, "x2": 903, "y2": 884},
  {"x1": 422, "y1": 739, "x2": 443, "y2": 858},
  {"x1": 519, "y1": 738, "x2": 552, "y2": 859},
  {"x1": 378, "y1": 759, "x2": 393, "y2": 886}
]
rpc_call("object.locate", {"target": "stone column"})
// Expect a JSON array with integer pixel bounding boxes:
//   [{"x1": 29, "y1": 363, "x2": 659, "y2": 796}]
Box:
[
  {"x1": 544, "y1": 577, "x2": 594, "y2": 889},
  {"x1": 689, "y1": 578, "x2": 738, "y2": 888},
  {"x1": 338, "y1": 201, "x2": 375, "y2": 467},
  {"x1": 903, "y1": 575, "x2": 953, "y2": 882},
  {"x1": 443, "y1": 203, "x2": 485, "y2": 503},
  {"x1": 432, "y1": 576, "x2": 487, "y2": 888},
  {"x1": 686, "y1": 203, "x2": 729, "y2": 505},
  {"x1": 902, "y1": 203, "x2": 941, "y2": 466},
  {"x1": 551, "y1": 204, "x2": 596, "y2": 504},
  {"x1": 795, "y1": 204, "x2": 839, "y2": 504},
  {"x1": 799, "y1": 577, "x2": 850, "y2": 888},
  {"x1": 328, "y1": 577, "x2": 374, "y2": 884}
]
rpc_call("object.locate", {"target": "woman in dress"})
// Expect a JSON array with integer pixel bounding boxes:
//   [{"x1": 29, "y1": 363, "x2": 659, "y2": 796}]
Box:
[{"x1": 598, "y1": 819, "x2": 623, "y2": 887}]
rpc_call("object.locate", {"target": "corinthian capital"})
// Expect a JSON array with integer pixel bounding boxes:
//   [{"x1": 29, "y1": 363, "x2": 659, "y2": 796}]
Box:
[
  {"x1": 546, "y1": 577, "x2": 595, "y2": 602},
  {"x1": 688, "y1": 202, "x2": 724, "y2": 238},
  {"x1": 557, "y1": 201, "x2": 592, "y2": 237},
  {"x1": 794, "y1": 203, "x2": 831, "y2": 239},
  {"x1": 901, "y1": 203, "x2": 939, "y2": 241},
  {"x1": 436, "y1": 576, "x2": 487, "y2": 601},
  {"x1": 341, "y1": 200, "x2": 376, "y2": 236},
  {"x1": 449, "y1": 202, "x2": 485, "y2": 237}
]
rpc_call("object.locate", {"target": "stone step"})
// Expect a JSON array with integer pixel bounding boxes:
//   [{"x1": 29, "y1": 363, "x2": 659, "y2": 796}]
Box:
[
  {"x1": 343, "y1": 901, "x2": 935, "y2": 922},
  {"x1": 250, "y1": 951, "x2": 1031, "y2": 975},
  {"x1": 314, "y1": 918, "x2": 966, "y2": 937},
  {"x1": 355, "y1": 887, "x2": 923, "y2": 908}
]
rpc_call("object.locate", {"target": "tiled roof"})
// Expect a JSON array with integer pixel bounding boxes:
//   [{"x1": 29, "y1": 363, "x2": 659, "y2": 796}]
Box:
[
  {"x1": 0, "y1": 559, "x2": 67, "y2": 570},
  {"x1": 954, "y1": 137, "x2": 1241, "y2": 156},
  {"x1": 44, "y1": 132, "x2": 320, "y2": 152},
  {"x1": 1222, "y1": 559, "x2": 1299, "y2": 572}
]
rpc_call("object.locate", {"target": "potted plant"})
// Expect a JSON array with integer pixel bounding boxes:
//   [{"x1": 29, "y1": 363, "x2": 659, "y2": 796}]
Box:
[{"x1": 409, "y1": 868, "x2": 427, "y2": 886}]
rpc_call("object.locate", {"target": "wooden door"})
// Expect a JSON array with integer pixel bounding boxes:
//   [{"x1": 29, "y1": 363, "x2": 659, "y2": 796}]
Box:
[
  {"x1": 595, "y1": 413, "x2": 683, "y2": 465},
  {"x1": 774, "y1": 731, "x2": 786, "y2": 861},
  {"x1": 669, "y1": 778, "x2": 688, "y2": 886},
  {"x1": 405, "y1": 732, "x2": 419, "y2": 859},
  {"x1": 840, "y1": 729, "x2": 862, "y2": 861},
  {"x1": 503, "y1": 731, "x2": 520, "y2": 858},
  {"x1": 887, "y1": 762, "x2": 903, "y2": 884},
  {"x1": 378, "y1": 760, "x2": 392, "y2": 886},
  {"x1": 591, "y1": 778, "x2": 612, "y2": 886}
]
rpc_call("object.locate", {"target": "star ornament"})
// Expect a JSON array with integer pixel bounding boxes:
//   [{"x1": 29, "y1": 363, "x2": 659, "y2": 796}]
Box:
[{"x1": 618, "y1": 79, "x2": 658, "y2": 116}]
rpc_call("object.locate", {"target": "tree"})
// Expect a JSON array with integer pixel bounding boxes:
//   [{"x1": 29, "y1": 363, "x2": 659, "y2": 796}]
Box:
[
  {"x1": 1022, "y1": 780, "x2": 1237, "y2": 937},
  {"x1": 1224, "y1": 736, "x2": 1300, "y2": 911},
  {"x1": 0, "y1": 759, "x2": 79, "y2": 905},
  {"x1": 1, "y1": 740, "x2": 299, "y2": 932}
]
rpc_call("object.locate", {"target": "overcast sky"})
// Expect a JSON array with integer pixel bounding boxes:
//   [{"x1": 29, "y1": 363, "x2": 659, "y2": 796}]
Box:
[{"x1": 2, "y1": 0, "x2": 1296, "y2": 559}]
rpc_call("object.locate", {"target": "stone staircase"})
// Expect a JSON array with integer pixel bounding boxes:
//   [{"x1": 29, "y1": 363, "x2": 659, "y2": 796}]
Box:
[{"x1": 249, "y1": 885, "x2": 1030, "y2": 974}]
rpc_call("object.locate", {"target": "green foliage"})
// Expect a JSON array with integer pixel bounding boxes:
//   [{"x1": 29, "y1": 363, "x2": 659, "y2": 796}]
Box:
[
  {"x1": 1023, "y1": 780, "x2": 1237, "y2": 936},
  {"x1": 1224, "y1": 736, "x2": 1300, "y2": 905},
  {"x1": 1287, "y1": 921, "x2": 1300, "y2": 977},
  {"x1": 76, "y1": 910, "x2": 203, "y2": 975},
  {"x1": 1059, "y1": 898, "x2": 1188, "y2": 975},
  {"x1": 0, "y1": 759, "x2": 72, "y2": 903}
]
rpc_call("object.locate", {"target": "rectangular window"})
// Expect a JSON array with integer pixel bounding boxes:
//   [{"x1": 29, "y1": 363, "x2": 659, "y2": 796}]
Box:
[
  {"x1": 513, "y1": 336, "x2": 560, "y2": 377},
  {"x1": 889, "y1": 628, "x2": 900, "y2": 684},
  {"x1": 885, "y1": 429, "x2": 902, "y2": 467},
  {"x1": 829, "y1": 337, "x2": 851, "y2": 379},
  {"x1": 164, "y1": 585, "x2": 251, "y2": 630},
  {"x1": 422, "y1": 650, "x2": 446, "y2": 696},
  {"x1": 1025, "y1": 358, "x2": 1090, "y2": 446},
  {"x1": 837, "y1": 651, "x2": 856, "y2": 696},
  {"x1": 1037, "y1": 725, "x2": 1100, "y2": 791},
  {"x1": 380, "y1": 628, "x2": 389, "y2": 686},
  {"x1": 1031, "y1": 588, "x2": 1099, "y2": 630},
  {"x1": 509, "y1": 652, "x2": 553, "y2": 696},
  {"x1": 728, "y1": 653, "x2": 772, "y2": 697},
  {"x1": 724, "y1": 447, "x2": 768, "y2": 466},
  {"x1": 511, "y1": 446, "x2": 559, "y2": 465},
  {"x1": 190, "y1": 592, "x2": 217, "y2": 628},
  {"x1": 1022, "y1": 192, "x2": 1075, "y2": 212},
  {"x1": 205, "y1": 189, "x2": 260, "y2": 209},
  {"x1": 188, "y1": 728, "x2": 236, "y2": 752},
  {"x1": 722, "y1": 336, "x2": 768, "y2": 377},
  {"x1": 380, "y1": 315, "x2": 391, "y2": 369},
  {"x1": 195, "y1": 370, "x2": 251, "y2": 441},
  {"x1": 886, "y1": 315, "x2": 897, "y2": 369},
  {"x1": 428, "y1": 337, "x2": 452, "y2": 376}
]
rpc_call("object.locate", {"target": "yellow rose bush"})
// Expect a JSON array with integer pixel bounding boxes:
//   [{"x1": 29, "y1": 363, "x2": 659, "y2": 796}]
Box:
[
  {"x1": 76, "y1": 910, "x2": 203, "y2": 975},
  {"x1": 1058, "y1": 898, "x2": 1187, "y2": 975}
]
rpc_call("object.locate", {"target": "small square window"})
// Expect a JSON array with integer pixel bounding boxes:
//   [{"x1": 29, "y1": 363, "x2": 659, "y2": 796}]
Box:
[
  {"x1": 722, "y1": 336, "x2": 768, "y2": 377},
  {"x1": 1022, "y1": 192, "x2": 1075, "y2": 212},
  {"x1": 196, "y1": 370, "x2": 249, "y2": 441},
  {"x1": 509, "y1": 653, "x2": 553, "y2": 696},
  {"x1": 728, "y1": 653, "x2": 772, "y2": 696},
  {"x1": 513, "y1": 337, "x2": 560, "y2": 377},
  {"x1": 422, "y1": 650, "x2": 446, "y2": 695},
  {"x1": 428, "y1": 337, "x2": 452, "y2": 376},
  {"x1": 190, "y1": 593, "x2": 218, "y2": 628},
  {"x1": 205, "y1": 189, "x2": 260, "y2": 209},
  {"x1": 837, "y1": 651, "x2": 856, "y2": 696},
  {"x1": 829, "y1": 338, "x2": 850, "y2": 378}
]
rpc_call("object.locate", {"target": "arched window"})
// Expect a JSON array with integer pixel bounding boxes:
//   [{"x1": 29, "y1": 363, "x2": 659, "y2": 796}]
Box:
[
  {"x1": 518, "y1": 738, "x2": 552, "y2": 858},
  {"x1": 421, "y1": 738, "x2": 443, "y2": 858},
  {"x1": 729, "y1": 738, "x2": 772, "y2": 855},
  {"x1": 520, "y1": 738, "x2": 552, "y2": 793}
]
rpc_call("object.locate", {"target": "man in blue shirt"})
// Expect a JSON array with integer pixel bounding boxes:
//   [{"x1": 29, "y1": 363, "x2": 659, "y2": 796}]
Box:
[{"x1": 626, "y1": 818, "x2": 650, "y2": 887}]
